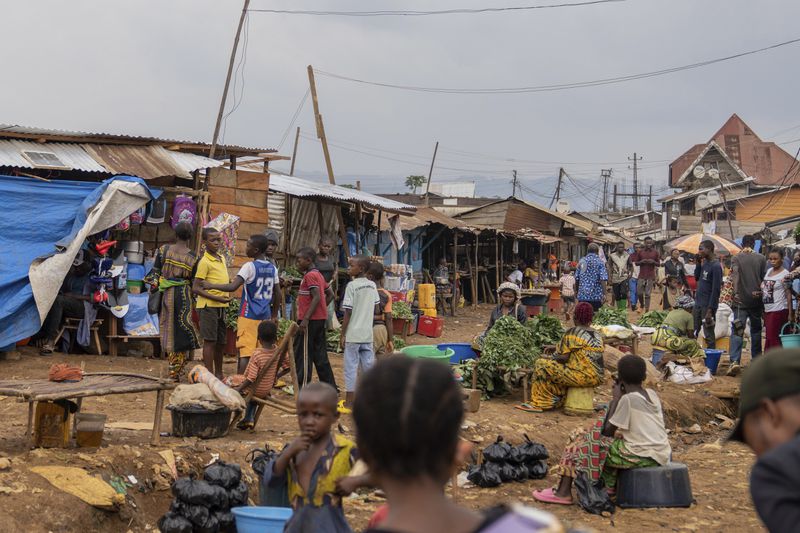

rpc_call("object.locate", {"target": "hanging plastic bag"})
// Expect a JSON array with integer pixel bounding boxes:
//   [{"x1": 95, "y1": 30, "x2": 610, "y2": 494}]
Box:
[
  {"x1": 516, "y1": 434, "x2": 549, "y2": 462},
  {"x1": 483, "y1": 436, "x2": 512, "y2": 463},
  {"x1": 526, "y1": 460, "x2": 548, "y2": 480},
  {"x1": 575, "y1": 471, "x2": 615, "y2": 515},
  {"x1": 466, "y1": 463, "x2": 502, "y2": 488},
  {"x1": 157, "y1": 512, "x2": 193, "y2": 533},
  {"x1": 204, "y1": 461, "x2": 242, "y2": 489}
]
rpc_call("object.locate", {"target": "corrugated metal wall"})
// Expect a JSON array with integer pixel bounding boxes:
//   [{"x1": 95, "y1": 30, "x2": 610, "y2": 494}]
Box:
[{"x1": 288, "y1": 199, "x2": 339, "y2": 255}]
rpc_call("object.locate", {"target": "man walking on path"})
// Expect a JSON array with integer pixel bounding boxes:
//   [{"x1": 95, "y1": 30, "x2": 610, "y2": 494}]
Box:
[
  {"x1": 575, "y1": 243, "x2": 608, "y2": 311},
  {"x1": 608, "y1": 241, "x2": 630, "y2": 312},
  {"x1": 694, "y1": 240, "x2": 723, "y2": 349},
  {"x1": 630, "y1": 236, "x2": 660, "y2": 312},
  {"x1": 628, "y1": 242, "x2": 642, "y2": 311},
  {"x1": 729, "y1": 235, "x2": 767, "y2": 374}
]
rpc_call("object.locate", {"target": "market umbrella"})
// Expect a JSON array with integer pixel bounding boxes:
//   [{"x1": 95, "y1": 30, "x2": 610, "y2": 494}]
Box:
[{"x1": 665, "y1": 233, "x2": 741, "y2": 255}]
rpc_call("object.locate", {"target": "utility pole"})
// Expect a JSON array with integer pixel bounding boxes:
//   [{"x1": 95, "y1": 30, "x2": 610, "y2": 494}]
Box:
[
  {"x1": 209, "y1": 0, "x2": 251, "y2": 159},
  {"x1": 289, "y1": 126, "x2": 300, "y2": 176},
  {"x1": 424, "y1": 141, "x2": 439, "y2": 206},
  {"x1": 307, "y1": 65, "x2": 350, "y2": 259},
  {"x1": 512, "y1": 170, "x2": 518, "y2": 198},
  {"x1": 550, "y1": 168, "x2": 564, "y2": 208},
  {"x1": 600, "y1": 169, "x2": 612, "y2": 212},
  {"x1": 612, "y1": 184, "x2": 618, "y2": 212},
  {"x1": 628, "y1": 152, "x2": 642, "y2": 211},
  {"x1": 647, "y1": 185, "x2": 653, "y2": 211}
]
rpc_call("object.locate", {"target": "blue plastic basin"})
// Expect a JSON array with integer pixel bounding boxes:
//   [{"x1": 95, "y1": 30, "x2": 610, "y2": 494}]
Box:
[
  {"x1": 438, "y1": 342, "x2": 477, "y2": 364},
  {"x1": 232, "y1": 506, "x2": 293, "y2": 533}
]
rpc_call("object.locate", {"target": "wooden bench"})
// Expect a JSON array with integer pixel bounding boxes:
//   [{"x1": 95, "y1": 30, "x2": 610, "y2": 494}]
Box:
[
  {"x1": 55, "y1": 318, "x2": 103, "y2": 355},
  {"x1": 107, "y1": 315, "x2": 160, "y2": 357}
]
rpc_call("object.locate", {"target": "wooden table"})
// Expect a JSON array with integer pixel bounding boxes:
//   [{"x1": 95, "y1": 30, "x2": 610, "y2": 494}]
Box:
[
  {"x1": 107, "y1": 315, "x2": 161, "y2": 357},
  {"x1": 0, "y1": 372, "x2": 174, "y2": 446}
]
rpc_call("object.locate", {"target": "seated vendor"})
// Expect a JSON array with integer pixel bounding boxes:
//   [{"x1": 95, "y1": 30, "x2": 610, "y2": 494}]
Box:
[
  {"x1": 523, "y1": 260, "x2": 539, "y2": 289},
  {"x1": 472, "y1": 282, "x2": 527, "y2": 351},
  {"x1": 652, "y1": 295, "x2": 706, "y2": 371},
  {"x1": 523, "y1": 302, "x2": 604, "y2": 412},
  {"x1": 533, "y1": 354, "x2": 671, "y2": 505},
  {"x1": 38, "y1": 253, "x2": 92, "y2": 355}
]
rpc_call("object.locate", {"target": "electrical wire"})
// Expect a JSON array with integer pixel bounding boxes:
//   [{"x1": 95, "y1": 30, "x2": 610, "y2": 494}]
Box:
[
  {"x1": 277, "y1": 89, "x2": 310, "y2": 150},
  {"x1": 248, "y1": 0, "x2": 624, "y2": 17},
  {"x1": 220, "y1": 13, "x2": 251, "y2": 150},
  {"x1": 315, "y1": 37, "x2": 800, "y2": 94}
]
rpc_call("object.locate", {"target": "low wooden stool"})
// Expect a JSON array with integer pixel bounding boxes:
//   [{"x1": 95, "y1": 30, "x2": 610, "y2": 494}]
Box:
[
  {"x1": 563, "y1": 386, "x2": 594, "y2": 416},
  {"x1": 55, "y1": 318, "x2": 103, "y2": 355}
]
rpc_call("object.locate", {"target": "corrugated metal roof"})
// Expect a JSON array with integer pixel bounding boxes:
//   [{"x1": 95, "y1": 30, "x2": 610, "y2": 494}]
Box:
[
  {"x1": 657, "y1": 177, "x2": 755, "y2": 202},
  {"x1": 518, "y1": 199, "x2": 594, "y2": 232},
  {"x1": 0, "y1": 124, "x2": 274, "y2": 156},
  {"x1": 167, "y1": 150, "x2": 225, "y2": 175},
  {"x1": 83, "y1": 144, "x2": 221, "y2": 179},
  {"x1": 0, "y1": 139, "x2": 106, "y2": 172},
  {"x1": 267, "y1": 173, "x2": 415, "y2": 214},
  {"x1": 397, "y1": 206, "x2": 481, "y2": 231}
]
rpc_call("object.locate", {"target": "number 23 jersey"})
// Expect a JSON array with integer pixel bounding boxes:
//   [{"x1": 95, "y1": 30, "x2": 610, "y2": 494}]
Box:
[{"x1": 238, "y1": 259, "x2": 279, "y2": 319}]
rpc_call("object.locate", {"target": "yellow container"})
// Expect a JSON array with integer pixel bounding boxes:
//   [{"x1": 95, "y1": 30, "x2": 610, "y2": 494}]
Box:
[
  {"x1": 34, "y1": 401, "x2": 71, "y2": 448},
  {"x1": 563, "y1": 387, "x2": 594, "y2": 416},
  {"x1": 701, "y1": 336, "x2": 729, "y2": 351},
  {"x1": 418, "y1": 284, "x2": 436, "y2": 309},
  {"x1": 420, "y1": 307, "x2": 437, "y2": 317}
]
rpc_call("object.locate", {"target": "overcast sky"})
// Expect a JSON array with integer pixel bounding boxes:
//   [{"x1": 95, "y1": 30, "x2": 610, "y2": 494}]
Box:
[{"x1": 4, "y1": 0, "x2": 800, "y2": 210}]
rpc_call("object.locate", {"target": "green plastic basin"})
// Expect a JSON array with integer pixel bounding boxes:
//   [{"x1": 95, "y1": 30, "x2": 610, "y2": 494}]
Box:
[{"x1": 400, "y1": 345, "x2": 455, "y2": 364}]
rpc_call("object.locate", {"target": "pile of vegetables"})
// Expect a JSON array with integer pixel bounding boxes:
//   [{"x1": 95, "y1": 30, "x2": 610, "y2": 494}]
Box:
[
  {"x1": 326, "y1": 329, "x2": 342, "y2": 353},
  {"x1": 591, "y1": 305, "x2": 631, "y2": 328},
  {"x1": 392, "y1": 300, "x2": 413, "y2": 320},
  {"x1": 392, "y1": 335, "x2": 406, "y2": 351},
  {"x1": 637, "y1": 310, "x2": 668, "y2": 327},
  {"x1": 277, "y1": 318, "x2": 293, "y2": 339},
  {"x1": 525, "y1": 314, "x2": 564, "y2": 348},
  {"x1": 281, "y1": 265, "x2": 302, "y2": 279},
  {"x1": 224, "y1": 299, "x2": 241, "y2": 330}
]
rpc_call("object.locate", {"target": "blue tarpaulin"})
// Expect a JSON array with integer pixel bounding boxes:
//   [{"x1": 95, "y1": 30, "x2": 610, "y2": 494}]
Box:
[{"x1": 0, "y1": 175, "x2": 159, "y2": 347}]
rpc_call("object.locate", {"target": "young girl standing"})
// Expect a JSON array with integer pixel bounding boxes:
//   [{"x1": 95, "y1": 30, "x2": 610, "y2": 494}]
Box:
[{"x1": 761, "y1": 249, "x2": 793, "y2": 352}]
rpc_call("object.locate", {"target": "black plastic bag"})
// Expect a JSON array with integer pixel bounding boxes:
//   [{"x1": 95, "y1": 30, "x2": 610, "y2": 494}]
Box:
[
  {"x1": 498, "y1": 462, "x2": 518, "y2": 483},
  {"x1": 170, "y1": 500, "x2": 210, "y2": 527},
  {"x1": 204, "y1": 461, "x2": 242, "y2": 489},
  {"x1": 516, "y1": 434, "x2": 549, "y2": 462},
  {"x1": 210, "y1": 484, "x2": 230, "y2": 510},
  {"x1": 228, "y1": 480, "x2": 249, "y2": 507},
  {"x1": 172, "y1": 477, "x2": 228, "y2": 508},
  {"x1": 506, "y1": 446, "x2": 525, "y2": 465},
  {"x1": 466, "y1": 462, "x2": 502, "y2": 488},
  {"x1": 526, "y1": 460, "x2": 548, "y2": 480},
  {"x1": 214, "y1": 510, "x2": 236, "y2": 533},
  {"x1": 194, "y1": 512, "x2": 220, "y2": 533},
  {"x1": 575, "y1": 471, "x2": 615, "y2": 515},
  {"x1": 483, "y1": 436, "x2": 512, "y2": 463},
  {"x1": 509, "y1": 462, "x2": 529, "y2": 482},
  {"x1": 247, "y1": 446, "x2": 279, "y2": 478},
  {"x1": 157, "y1": 511, "x2": 193, "y2": 533}
]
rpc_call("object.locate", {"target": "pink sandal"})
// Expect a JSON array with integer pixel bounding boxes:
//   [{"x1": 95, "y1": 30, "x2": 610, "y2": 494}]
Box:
[{"x1": 532, "y1": 487, "x2": 573, "y2": 505}]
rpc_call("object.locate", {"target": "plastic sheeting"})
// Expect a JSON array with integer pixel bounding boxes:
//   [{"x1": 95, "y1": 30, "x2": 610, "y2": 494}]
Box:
[{"x1": 0, "y1": 175, "x2": 159, "y2": 346}]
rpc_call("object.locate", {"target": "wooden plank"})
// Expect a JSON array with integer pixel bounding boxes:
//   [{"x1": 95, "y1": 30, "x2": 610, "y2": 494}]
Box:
[
  {"x1": 235, "y1": 188, "x2": 268, "y2": 208},
  {"x1": 236, "y1": 170, "x2": 269, "y2": 191},
  {"x1": 209, "y1": 203, "x2": 267, "y2": 224},
  {"x1": 208, "y1": 167, "x2": 238, "y2": 187},
  {"x1": 209, "y1": 185, "x2": 236, "y2": 205},
  {"x1": 150, "y1": 389, "x2": 166, "y2": 446},
  {"x1": 238, "y1": 221, "x2": 269, "y2": 238}
]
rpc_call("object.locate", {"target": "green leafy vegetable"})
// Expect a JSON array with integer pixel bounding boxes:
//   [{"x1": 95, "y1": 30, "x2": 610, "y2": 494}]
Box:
[
  {"x1": 326, "y1": 328, "x2": 342, "y2": 353},
  {"x1": 637, "y1": 310, "x2": 668, "y2": 327},
  {"x1": 392, "y1": 300, "x2": 413, "y2": 320},
  {"x1": 277, "y1": 318, "x2": 294, "y2": 339},
  {"x1": 392, "y1": 335, "x2": 406, "y2": 350},
  {"x1": 282, "y1": 265, "x2": 301, "y2": 279},
  {"x1": 224, "y1": 299, "x2": 240, "y2": 330},
  {"x1": 525, "y1": 314, "x2": 565, "y2": 349},
  {"x1": 592, "y1": 305, "x2": 631, "y2": 328}
]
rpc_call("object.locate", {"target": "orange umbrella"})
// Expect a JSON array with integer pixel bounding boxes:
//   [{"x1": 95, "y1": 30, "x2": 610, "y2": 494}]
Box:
[{"x1": 665, "y1": 233, "x2": 741, "y2": 255}]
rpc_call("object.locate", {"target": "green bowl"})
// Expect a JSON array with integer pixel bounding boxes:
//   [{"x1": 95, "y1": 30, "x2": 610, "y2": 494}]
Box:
[{"x1": 400, "y1": 345, "x2": 455, "y2": 364}]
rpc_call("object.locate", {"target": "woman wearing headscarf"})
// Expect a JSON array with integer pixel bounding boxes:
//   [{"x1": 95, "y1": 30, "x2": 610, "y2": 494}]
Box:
[
  {"x1": 652, "y1": 295, "x2": 704, "y2": 359},
  {"x1": 523, "y1": 302, "x2": 605, "y2": 412},
  {"x1": 471, "y1": 281, "x2": 527, "y2": 351}
]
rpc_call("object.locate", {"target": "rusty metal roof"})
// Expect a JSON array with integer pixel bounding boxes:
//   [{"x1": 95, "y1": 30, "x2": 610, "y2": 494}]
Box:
[
  {"x1": 397, "y1": 206, "x2": 482, "y2": 231},
  {"x1": 82, "y1": 144, "x2": 222, "y2": 179}
]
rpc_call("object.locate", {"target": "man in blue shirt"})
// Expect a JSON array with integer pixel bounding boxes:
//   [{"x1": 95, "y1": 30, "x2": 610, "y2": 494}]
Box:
[
  {"x1": 575, "y1": 243, "x2": 608, "y2": 311},
  {"x1": 694, "y1": 240, "x2": 722, "y2": 349}
]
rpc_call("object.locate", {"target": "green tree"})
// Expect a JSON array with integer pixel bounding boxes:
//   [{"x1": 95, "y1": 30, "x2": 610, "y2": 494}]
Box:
[{"x1": 405, "y1": 175, "x2": 427, "y2": 194}]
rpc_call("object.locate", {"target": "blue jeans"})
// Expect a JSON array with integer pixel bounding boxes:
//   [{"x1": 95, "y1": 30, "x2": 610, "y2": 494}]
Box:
[
  {"x1": 344, "y1": 342, "x2": 375, "y2": 392},
  {"x1": 629, "y1": 279, "x2": 638, "y2": 308},
  {"x1": 729, "y1": 307, "x2": 763, "y2": 364}
]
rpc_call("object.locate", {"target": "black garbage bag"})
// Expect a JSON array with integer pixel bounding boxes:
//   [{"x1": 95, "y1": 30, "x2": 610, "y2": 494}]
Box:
[
  {"x1": 214, "y1": 510, "x2": 236, "y2": 533},
  {"x1": 172, "y1": 477, "x2": 229, "y2": 508},
  {"x1": 506, "y1": 446, "x2": 525, "y2": 465},
  {"x1": 170, "y1": 500, "x2": 210, "y2": 527},
  {"x1": 516, "y1": 434, "x2": 549, "y2": 462},
  {"x1": 247, "y1": 446, "x2": 279, "y2": 478},
  {"x1": 157, "y1": 511, "x2": 193, "y2": 533},
  {"x1": 498, "y1": 462, "x2": 518, "y2": 483},
  {"x1": 483, "y1": 436, "x2": 512, "y2": 463},
  {"x1": 466, "y1": 462, "x2": 502, "y2": 488},
  {"x1": 508, "y1": 462, "x2": 529, "y2": 482},
  {"x1": 526, "y1": 460, "x2": 548, "y2": 480},
  {"x1": 209, "y1": 484, "x2": 230, "y2": 510},
  {"x1": 194, "y1": 512, "x2": 220, "y2": 533},
  {"x1": 575, "y1": 471, "x2": 615, "y2": 515},
  {"x1": 204, "y1": 461, "x2": 242, "y2": 489},
  {"x1": 228, "y1": 480, "x2": 249, "y2": 507}
]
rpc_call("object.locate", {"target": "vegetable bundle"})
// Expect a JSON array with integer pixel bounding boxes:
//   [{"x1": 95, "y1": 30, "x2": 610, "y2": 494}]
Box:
[
  {"x1": 525, "y1": 314, "x2": 565, "y2": 348},
  {"x1": 591, "y1": 305, "x2": 631, "y2": 328},
  {"x1": 392, "y1": 300, "x2": 413, "y2": 320},
  {"x1": 637, "y1": 310, "x2": 668, "y2": 327}
]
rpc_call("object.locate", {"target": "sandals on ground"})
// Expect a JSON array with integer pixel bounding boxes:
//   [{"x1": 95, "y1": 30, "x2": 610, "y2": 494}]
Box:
[
  {"x1": 514, "y1": 403, "x2": 543, "y2": 413},
  {"x1": 532, "y1": 487, "x2": 573, "y2": 505}
]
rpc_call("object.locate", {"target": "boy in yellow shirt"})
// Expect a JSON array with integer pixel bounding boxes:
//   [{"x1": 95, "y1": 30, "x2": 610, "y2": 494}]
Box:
[{"x1": 192, "y1": 228, "x2": 231, "y2": 378}]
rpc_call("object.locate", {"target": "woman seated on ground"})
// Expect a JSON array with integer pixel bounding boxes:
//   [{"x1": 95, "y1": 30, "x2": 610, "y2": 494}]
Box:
[
  {"x1": 522, "y1": 302, "x2": 604, "y2": 412},
  {"x1": 652, "y1": 295, "x2": 705, "y2": 369},
  {"x1": 533, "y1": 355, "x2": 671, "y2": 505},
  {"x1": 472, "y1": 282, "x2": 527, "y2": 351}
]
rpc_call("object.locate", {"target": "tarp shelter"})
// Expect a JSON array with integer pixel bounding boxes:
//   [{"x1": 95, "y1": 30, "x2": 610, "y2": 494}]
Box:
[{"x1": 0, "y1": 175, "x2": 159, "y2": 347}]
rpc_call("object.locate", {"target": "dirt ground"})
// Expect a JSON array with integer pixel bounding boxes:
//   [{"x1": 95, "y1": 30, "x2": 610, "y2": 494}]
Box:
[{"x1": 0, "y1": 304, "x2": 764, "y2": 532}]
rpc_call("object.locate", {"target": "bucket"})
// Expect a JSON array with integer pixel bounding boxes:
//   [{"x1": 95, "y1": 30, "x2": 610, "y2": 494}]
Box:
[
  {"x1": 232, "y1": 507, "x2": 293, "y2": 533},
  {"x1": 703, "y1": 349, "x2": 723, "y2": 375},
  {"x1": 780, "y1": 323, "x2": 800, "y2": 348},
  {"x1": 75, "y1": 412, "x2": 107, "y2": 448},
  {"x1": 437, "y1": 343, "x2": 477, "y2": 364},
  {"x1": 563, "y1": 387, "x2": 594, "y2": 416}
]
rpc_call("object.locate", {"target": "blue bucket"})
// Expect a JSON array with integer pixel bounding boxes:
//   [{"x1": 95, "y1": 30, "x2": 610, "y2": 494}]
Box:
[
  {"x1": 780, "y1": 323, "x2": 800, "y2": 349},
  {"x1": 437, "y1": 342, "x2": 477, "y2": 364},
  {"x1": 651, "y1": 349, "x2": 665, "y2": 366},
  {"x1": 703, "y1": 349, "x2": 723, "y2": 375},
  {"x1": 232, "y1": 506, "x2": 293, "y2": 533}
]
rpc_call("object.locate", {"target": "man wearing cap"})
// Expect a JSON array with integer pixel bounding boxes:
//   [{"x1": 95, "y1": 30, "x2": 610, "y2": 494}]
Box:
[{"x1": 730, "y1": 348, "x2": 800, "y2": 532}]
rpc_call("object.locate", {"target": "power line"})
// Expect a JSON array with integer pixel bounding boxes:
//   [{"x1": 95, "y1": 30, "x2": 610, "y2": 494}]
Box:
[
  {"x1": 248, "y1": 0, "x2": 624, "y2": 17},
  {"x1": 277, "y1": 89, "x2": 310, "y2": 150},
  {"x1": 315, "y1": 37, "x2": 800, "y2": 94}
]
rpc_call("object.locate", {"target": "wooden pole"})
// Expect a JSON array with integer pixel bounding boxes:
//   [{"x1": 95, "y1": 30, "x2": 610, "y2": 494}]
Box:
[
  {"x1": 209, "y1": 0, "x2": 251, "y2": 159},
  {"x1": 452, "y1": 231, "x2": 458, "y2": 316},
  {"x1": 307, "y1": 65, "x2": 350, "y2": 260},
  {"x1": 150, "y1": 389, "x2": 166, "y2": 446},
  {"x1": 424, "y1": 141, "x2": 439, "y2": 206},
  {"x1": 289, "y1": 126, "x2": 300, "y2": 176},
  {"x1": 494, "y1": 235, "x2": 500, "y2": 288},
  {"x1": 376, "y1": 210, "x2": 382, "y2": 257},
  {"x1": 474, "y1": 234, "x2": 479, "y2": 308}
]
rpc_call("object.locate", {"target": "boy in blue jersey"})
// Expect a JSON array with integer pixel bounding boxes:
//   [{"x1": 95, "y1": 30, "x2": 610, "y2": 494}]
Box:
[{"x1": 201, "y1": 234, "x2": 281, "y2": 373}]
